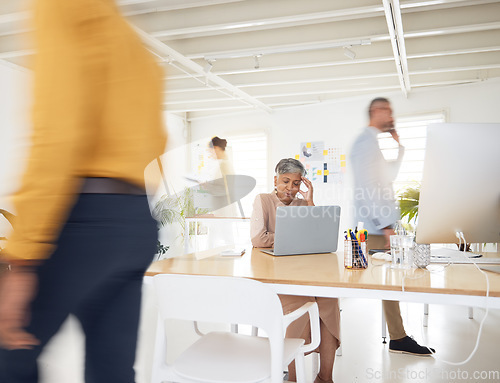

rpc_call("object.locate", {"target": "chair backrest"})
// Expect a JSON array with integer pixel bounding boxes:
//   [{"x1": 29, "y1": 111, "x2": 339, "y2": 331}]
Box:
[
  {"x1": 153, "y1": 274, "x2": 284, "y2": 337},
  {"x1": 153, "y1": 274, "x2": 287, "y2": 382}
]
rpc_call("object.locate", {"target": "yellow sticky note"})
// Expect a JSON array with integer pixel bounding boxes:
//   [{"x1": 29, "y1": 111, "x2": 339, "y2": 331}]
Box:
[
  {"x1": 317, "y1": 170, "x2": 322, "y2": 175},
  {"x1": 324, "y1": 170, "x2": 329, "y2": 175},
  {"x1": 295, "y1": 154, "x2": 300, "y2": 160},
  {"x1": 340, "y1": 154, "x2": 346, "y2": 161},
  {"x1": 341, "y1": 161, "x2": 346, "y2": 167},
  {"x1": 306, "y1": 142, "x2": 311, "y2": 148},
  {"x1": 323, "y1": 150, "x2": 328, "y2": 156}
]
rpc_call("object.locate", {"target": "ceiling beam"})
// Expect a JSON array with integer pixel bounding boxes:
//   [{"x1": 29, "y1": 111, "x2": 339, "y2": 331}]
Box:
[
  {"x1": 0, "y1": 58, "x2": 29, "y2": 73},
  {"x1": 401, "y1": 0, "x2": 500, "y2": 11},
  {"x1": 165, "y1": 104, "x2": 253, "y2": 113},
  {"x1": 163, "y1": 55, "x2": 500, "y2": 95},
  {"x1": 0, "y1": 48, "x2": 33, "y2": 59},
  {"x1": 120, "y1": 0, "x2": 245, "y2": 12},
  {"x1": 203, "y1": 39, "x2": 371, "y2": 61},
  {"x1": 165, "y1": 44, "x2": 500, "y2": 81},
  {"x1": 383, "y1": 0, "x2": 410, "y2": 96},
  {"x1": 0, "y1": 11, "x2": 28, "y2": 25},
  {"x1": 130, "y1": 0, "x2": 499, "y2": 39},
  {"x1": 164, "y1": 70, "x2": 497, "y2": 103},
  {"x1": 132, "y1": 25, "x2": 273, "y2": 114},
  {"x1": 148, "y1": 6, "x2": 385, "y2": 40}
]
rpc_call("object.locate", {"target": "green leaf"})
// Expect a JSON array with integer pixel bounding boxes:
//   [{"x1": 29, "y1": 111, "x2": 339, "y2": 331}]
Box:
[{"x1": 398, "y1": 184, "x2": 421, "y2": 224}]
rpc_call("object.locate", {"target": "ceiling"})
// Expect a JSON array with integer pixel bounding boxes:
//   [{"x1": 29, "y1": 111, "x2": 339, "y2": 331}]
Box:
[{"x1": 1, "y1": 0, "x2": 499, "y2": 120}]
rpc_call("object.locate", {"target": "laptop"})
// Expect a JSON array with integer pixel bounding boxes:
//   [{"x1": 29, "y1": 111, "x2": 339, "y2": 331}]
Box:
[{"x1": 261, "y1": 205, "x2": 341, "y2": 256}]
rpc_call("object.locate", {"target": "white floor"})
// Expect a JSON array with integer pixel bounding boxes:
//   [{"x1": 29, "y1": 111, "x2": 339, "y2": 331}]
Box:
[{"x1": 37, "y1": 286, "x2": 500, "y2": 383}]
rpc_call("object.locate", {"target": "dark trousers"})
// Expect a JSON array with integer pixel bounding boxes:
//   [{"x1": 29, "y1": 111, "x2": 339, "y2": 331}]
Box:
[{"x1": 0, "y1": 194, "x2": 157, "y2": 383}]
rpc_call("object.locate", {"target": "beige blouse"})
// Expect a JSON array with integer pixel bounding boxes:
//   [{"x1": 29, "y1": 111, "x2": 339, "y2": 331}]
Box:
[{"x1": 250, "y1": 192, "x2": 308, "y2": 248}]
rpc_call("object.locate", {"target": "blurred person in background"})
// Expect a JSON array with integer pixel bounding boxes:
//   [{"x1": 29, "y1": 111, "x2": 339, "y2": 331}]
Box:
[
  {"x1": 206, "y1": 136, "x2": 238, "y2": 217},
  {"x1": 251, "y1": 158, "x2": 339, "y2": 383},
  {"x1": 198, "y1": 136, "x2": 239, "y2": 248},
  {"x1": 208, "y1": 136, "x2": 234, "y2": 181},
  {"x1": 350, "y1": 97, "x2": 434, "y2": 356},
  {"x1": 0, "y1": 0, "x2": 166, "y2": 382}
]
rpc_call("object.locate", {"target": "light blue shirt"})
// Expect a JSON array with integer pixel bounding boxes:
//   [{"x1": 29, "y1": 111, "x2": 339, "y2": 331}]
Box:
[{"x1": 350, "y1": 126, "x2": 405, "y2": 235}]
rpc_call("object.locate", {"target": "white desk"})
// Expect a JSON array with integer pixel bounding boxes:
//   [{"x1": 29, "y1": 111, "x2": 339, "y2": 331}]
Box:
[{"x1": 146, "y1": 247, "x2": 500, "y2": 309}]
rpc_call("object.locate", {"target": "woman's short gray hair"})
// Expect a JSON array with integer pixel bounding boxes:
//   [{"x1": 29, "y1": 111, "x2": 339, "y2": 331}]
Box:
[{"x1": 275, "y1": 158, "x2": 306, "y2": 176}]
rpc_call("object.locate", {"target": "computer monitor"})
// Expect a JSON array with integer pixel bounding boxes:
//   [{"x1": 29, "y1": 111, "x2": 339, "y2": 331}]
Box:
[{"x1": 416, "y1": 123, "x2": 500, "y2": 244}]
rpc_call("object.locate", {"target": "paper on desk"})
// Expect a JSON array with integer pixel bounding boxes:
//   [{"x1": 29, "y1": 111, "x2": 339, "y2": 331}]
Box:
[
  {"x1": 194, "y1": 248, "x2": 225, "y2": 260},
  {"x1": 220, "y1": 248, "x2": 246, "y2": 256},
  {"x1": 371, "y1": 252, "x2": 392, "y2": 261},
  {"x1": 193, "y1": 247, "x2": 246, "y2": 260}
]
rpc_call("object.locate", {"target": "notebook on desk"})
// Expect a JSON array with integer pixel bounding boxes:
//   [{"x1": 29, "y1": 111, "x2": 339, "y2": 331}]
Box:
[{"x1": 261, "y1": 205, "x2": 341, "y2": 256}]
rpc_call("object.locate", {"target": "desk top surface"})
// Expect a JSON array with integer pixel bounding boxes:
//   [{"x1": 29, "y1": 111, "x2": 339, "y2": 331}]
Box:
[{"x1": 146, "y1": 247, "x2": 500, "y2": 298}]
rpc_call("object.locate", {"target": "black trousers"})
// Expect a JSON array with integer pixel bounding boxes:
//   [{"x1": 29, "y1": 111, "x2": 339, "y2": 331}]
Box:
[{"x1": 0, "y1": 194, "x2": 157, "y2": 383}]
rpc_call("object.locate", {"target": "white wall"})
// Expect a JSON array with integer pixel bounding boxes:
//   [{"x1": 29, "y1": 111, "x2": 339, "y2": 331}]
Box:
[
  {"x1": 0, "y1": 61, "x2": 188, "y2": 241},
  {"x1": 0, "y1": 64, "x2": 31, "y2": 204},
  {"x1": 0, "y1": 63, "x2": 31, "y2": 238},
  {"x1": 190, "y1": 78, "x2": 500, "y2": 233}
]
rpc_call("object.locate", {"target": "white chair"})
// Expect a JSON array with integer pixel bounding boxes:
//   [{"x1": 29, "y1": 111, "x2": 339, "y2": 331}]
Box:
[{"x1": 151, "y1": 274, "x2": 320, "y2": 383}]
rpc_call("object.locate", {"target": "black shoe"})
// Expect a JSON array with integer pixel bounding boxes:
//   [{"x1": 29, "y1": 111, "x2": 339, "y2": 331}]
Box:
[{"x1": 389, "y1": 336, "x2": 435, "y2": 356}]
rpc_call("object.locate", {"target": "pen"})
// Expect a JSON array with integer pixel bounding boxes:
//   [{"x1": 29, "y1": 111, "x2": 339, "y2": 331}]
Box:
[{"x1": 349, "y1": 229, "x2": 367, "y2": 267}]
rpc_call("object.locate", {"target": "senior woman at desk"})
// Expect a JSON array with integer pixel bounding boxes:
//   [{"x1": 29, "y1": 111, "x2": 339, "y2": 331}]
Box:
[{"x1": 250, "y1": 158, "x2": 339, "y2": 383}]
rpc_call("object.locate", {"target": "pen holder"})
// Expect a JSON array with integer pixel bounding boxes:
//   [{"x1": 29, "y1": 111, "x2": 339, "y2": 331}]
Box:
[
  {"x1": 413, "y1": 242, "x2": 431, "y2": 268},
  {"x1": 344, "y1": 239, "x2": 368, "y2": 269}
]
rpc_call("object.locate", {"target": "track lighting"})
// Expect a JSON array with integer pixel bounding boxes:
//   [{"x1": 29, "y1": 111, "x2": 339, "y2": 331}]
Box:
[
  {"x1": 343, "y1": 46, "x2": 356, "y2": 60},
  {"x1": 203, "y1": 59, "x2": 214, "y2": 73}
]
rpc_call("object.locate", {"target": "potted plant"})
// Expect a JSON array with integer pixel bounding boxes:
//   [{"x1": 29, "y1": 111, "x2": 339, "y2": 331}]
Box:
[
  {"x1": 398, "y1": 184, "x2": 471, "y2": 252},
  {"x1": 397, "y1": 184, "x2": 434, "y2": 267},
  {"x1": 152, "y1": 188, "x2": 209, "y2": 258},
  {"x1": 398, "y1": 184, "x2": 420, "y2": 231}
]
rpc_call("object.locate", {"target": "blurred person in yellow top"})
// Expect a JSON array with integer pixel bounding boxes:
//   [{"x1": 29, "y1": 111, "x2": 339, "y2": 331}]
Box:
[{"x1": 0, "y1": 0, "x2": 166, "y2": 381}]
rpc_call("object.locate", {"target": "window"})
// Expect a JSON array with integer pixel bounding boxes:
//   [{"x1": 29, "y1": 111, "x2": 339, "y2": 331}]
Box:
[
  {"x1": 378, "y1": 112, "x2": 445, "y2": 193},
  {"x1": 225, "y1": 132, "x2": 268, "y2": 217}
]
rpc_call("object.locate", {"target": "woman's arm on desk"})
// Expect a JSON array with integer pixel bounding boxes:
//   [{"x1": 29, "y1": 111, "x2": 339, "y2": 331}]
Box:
[{"x1": 250, "y1": 194, "x2": 274, "y2": 248}]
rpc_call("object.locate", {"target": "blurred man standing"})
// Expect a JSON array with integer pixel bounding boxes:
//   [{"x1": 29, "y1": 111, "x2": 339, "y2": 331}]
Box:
[
  {"x1": 350, "y1": 98, "x2": 434, "y2": 356},
  {"x1": 0, "y1": 0, "x2": 166, "y2": 381}
]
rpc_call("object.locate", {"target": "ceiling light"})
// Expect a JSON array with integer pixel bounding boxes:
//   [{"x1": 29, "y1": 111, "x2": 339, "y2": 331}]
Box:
[
  {"x1": 204, "y1": 39, "x2": 371, "y2": 61},
  {"x1": 254, "y1": 54, "x2": 262, "y2": 70},
  {"x1": 343, "y1": 46, "x2": 356, "y2": 60},
  {"x1": 203, "y1": 59, "x2": 214, "y2": 73}
]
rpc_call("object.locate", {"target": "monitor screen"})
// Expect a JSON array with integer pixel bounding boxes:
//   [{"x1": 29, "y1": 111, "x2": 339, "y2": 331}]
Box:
[{"x1": 416, "y1": 123, "x2": 500, "y2": 244}]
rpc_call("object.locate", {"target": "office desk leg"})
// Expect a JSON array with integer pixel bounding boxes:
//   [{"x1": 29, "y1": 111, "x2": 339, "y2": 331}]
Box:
[
  {"x1": 423, "y1": 303, "x2": 429, "y2": 327},
  {"x1": 381, "y1": 302, "x2": 387, "y2": 344}
]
